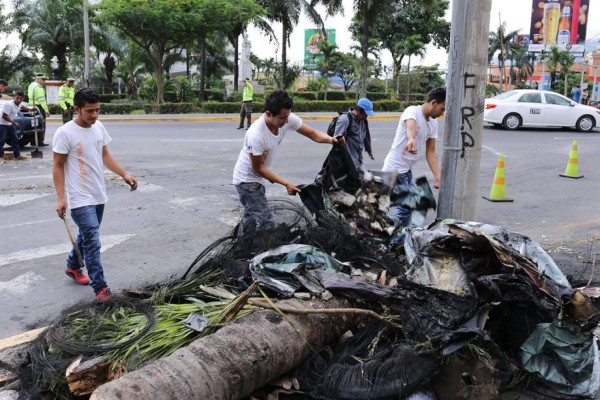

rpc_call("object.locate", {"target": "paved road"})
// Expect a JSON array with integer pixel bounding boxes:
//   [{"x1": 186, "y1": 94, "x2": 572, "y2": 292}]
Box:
[{"x1": 1, "y1": 118, "x2": 600, "y2": 339}]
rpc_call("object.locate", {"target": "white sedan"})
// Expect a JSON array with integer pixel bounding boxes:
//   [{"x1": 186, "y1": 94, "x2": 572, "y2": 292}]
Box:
[{"x1": 484, "y1": 89, "x2": 600, "y2": 132}]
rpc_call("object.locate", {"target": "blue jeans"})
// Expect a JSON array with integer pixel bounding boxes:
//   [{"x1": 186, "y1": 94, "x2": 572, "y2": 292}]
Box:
[
  {"x1": 235, "y1": 182, "x2": 273, "y2": 231},
  {"x1": 0, "y1": 125, "x2": 21, "y2": 157},
  {"x1": 394, "y1": 170, "x2": 415, "y2": 227},
  {"x1": 67, "y1": 204, "x2": 106, "y2": 293}
]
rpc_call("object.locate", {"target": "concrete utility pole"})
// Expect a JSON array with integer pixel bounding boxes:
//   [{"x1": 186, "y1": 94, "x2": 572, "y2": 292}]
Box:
[
  {"x1": 83, "y1": 0, "x2": 91, "y2": 87},
  {"x1": 437, "y1": 0, "x2": 492, "y2": 221}
]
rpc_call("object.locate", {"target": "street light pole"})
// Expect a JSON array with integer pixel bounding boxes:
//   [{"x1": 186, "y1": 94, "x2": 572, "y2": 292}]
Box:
[{"x1": 83, "y1": 0, "x2": 91, "y2": 87}]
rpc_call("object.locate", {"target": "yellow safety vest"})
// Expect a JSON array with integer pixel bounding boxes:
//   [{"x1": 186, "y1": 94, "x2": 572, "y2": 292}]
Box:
[
  {"x1": 27, "y1": 82, "x2": 48, "y2": 113},
  {"x1": 58, "y1": 84, "x2": 75, "y2": 110}
]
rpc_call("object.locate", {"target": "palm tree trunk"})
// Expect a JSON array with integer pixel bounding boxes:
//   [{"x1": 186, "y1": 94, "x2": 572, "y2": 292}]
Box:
[
  {"x1": 281, "y1": 22, "x2": 288, "y2": 89},
  {"x1": 233, "y1": 35, "x2": 240, "y2": 92},
  {"x1": 359, "y1": 1, "x2": 369, "y2": 98},
  {"x1": 91, "y1": 298, "x2": 358, "y2": 400},
  {"x1": 200, "y1": 35, "x2": 206, "y2": 102}
]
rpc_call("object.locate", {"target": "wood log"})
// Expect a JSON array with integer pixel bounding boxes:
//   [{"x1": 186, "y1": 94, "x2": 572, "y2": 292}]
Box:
[
  {"x1": 66, "y1": 357, "x2": 126, "y2": 395},
  {"x1": 91, "y1": 298, "x2": 358, "y2": 400}
]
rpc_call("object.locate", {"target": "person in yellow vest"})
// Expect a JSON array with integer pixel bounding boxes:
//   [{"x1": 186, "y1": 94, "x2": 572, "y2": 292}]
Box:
[
  {"x1": 58, "y1": 77, "x2": 76, "y2": 123},
  {"x1": 237, "y1": 78, "x2": 254, "y2": 130},
  {"x1": 27, "y1": 73, "x2": 50, "y2": 146}
]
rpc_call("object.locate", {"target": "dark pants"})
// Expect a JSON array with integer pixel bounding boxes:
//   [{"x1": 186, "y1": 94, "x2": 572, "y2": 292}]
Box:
[
  {"x1": 235, "y1": 182, "x2": 273, "y2": 231},
  {"x1": 0, "y1": 125, "x2": 21, "y2": 157},
  {"x1": 239, "y1": 101, "x2": 253, "y2": 128},
  {"x1": 62, "y1": 107, "x2": 74, "y2": 124},
  {"x1": 67, "y1": 204, "x2": 107, "y2": 294},
  {"x1": 30, "y1": 106, "x2": 46, "y2": 145}
]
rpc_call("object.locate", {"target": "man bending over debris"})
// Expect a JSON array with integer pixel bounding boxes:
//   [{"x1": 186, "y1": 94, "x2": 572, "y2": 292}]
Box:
[
  {"x1": 382, "y1": 87, "x2": 446, "y2": 232},
  {"x1": 232, "y1": 89, "x2": 343, "y2": 231},
  {"x1": 53, "y1": 88, "x2": 137, "y2": 302}
]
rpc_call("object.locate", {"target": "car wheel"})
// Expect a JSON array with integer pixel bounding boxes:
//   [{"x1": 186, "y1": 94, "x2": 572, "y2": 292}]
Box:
[
  {"x1": 576, "y1": 115, "x2": 595, "y2": 132},
  {"x1": 18, "y1": 136, "x2": 30, "y2": 148},
  {"x1": 502, "y1": 113, "x2": 522, "y2": 130}
]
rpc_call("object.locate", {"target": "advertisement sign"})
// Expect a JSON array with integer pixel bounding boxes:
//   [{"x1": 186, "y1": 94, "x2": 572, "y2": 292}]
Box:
[
  {"x1": 528, "y1": 0, "x2": 589, "y2": 53},
  {"x1": 304, "y1": 29, "x2": 336, "y2": 69}
]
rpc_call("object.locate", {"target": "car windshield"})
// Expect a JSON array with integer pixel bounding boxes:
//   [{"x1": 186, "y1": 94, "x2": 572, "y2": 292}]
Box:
[{"x1": 492, "y1": 91, "x2": 517, "y2": 100}]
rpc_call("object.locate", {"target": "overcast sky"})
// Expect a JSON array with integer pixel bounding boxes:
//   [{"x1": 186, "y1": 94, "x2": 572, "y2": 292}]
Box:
[{"x1": 2, "y1": 0, "x2": 600, "y2": 70}]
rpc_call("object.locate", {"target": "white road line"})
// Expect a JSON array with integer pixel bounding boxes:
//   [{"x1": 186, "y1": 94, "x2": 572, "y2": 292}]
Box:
[
  {"x1": 0, "y1": 174, "x2": 53, "y2": 182},
  {"x1": 0, "y1": 271, "x2": 45, "y2": 297},
  {"x1": 0, "y1": 218, "x2": 56, "y2": 229},
  {"x1": 0, "y1": 193, "x2": 52, "y2": 207},
  {"x1": 161, "y1": 139, "x2": 242, "y2": 142},
  {"x1": 0, "y1": 233, "x2": 136, "y2": 267},
  {"x1": 483, "y1": 145, "x2": 502, "y2": 156}
]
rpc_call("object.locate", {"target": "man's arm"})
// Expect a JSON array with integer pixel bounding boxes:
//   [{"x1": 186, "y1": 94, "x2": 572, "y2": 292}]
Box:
[
  {"x1": 250, "y1": 153, "x2": 299, "y2": 195},
  {"x1": 425, "y1": 138, "x2": 440, "y2": 189},
  {"x1": 403, "y1": 119, "x2": 418, "y2": 154},
  {"x1": 102, "y1": 146, "x2": 138, "y2": 190},
  {"x1": 297, "y1": 123, "x2": 343, "y2": 144},
  {"x1": 53, "y1": 152, "x2": 68, "y2": 218},
  {"x1": 2, "y1": 111, "x2": 20, "y2": 129}
]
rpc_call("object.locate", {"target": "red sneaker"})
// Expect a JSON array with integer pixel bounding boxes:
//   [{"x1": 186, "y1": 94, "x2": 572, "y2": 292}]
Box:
[
  {"x1": 96, "y1": 287, "x2": 114, "y2": 302},
  {"x1": 65, "y1": 268, "x2": 91, "y2": 285}
]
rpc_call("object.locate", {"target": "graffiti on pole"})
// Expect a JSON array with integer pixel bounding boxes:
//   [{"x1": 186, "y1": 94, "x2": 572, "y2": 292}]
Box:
[{"x1": 528, "y1": 0, "x2": 590, "y2": 54}]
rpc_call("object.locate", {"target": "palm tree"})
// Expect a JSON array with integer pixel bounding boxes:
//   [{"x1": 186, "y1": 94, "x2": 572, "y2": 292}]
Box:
[
  {"x1": 488, "y1": 23, "x2": 519, "y2": 92},
  {"x1": 316, "y1": 39, "x2": 338, "y2": 100},
  {"x1": 257, "y1": 0, "x2": 325, "y2": 89},
  {"x1": 541, "y1": 46, "x2": 574, "y2": 94},
  {"x1": 397, "y1": 34, "x2": 425, "y2": 101}
]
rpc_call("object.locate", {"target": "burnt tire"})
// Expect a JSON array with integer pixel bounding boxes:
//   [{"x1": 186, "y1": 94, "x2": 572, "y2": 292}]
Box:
[
  {"x1": 502, "y1": 113, "x2": 522, "y2": 131},
  {"x1": 576, "y1": 115, "x2": 595, "y2": 133}
]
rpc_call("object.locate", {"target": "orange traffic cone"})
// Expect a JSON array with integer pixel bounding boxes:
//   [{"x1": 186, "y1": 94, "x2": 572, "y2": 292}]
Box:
[
  {"x1": 559, "y1": 140, "x2": 584, "y2": 179},
  {"x1": 483, "y1": 154, "x2": 514, "y2": 202}
]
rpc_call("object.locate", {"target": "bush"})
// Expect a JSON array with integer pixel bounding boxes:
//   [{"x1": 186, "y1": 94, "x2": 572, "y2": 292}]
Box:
[
  {"x1": 317, "y1": 91, "x2": 349, "y2": 101},
  {"x1": 227, "y1": 91, "x2": 266, "y2": 104},
  {"x1": 201, "y1": 101, "x2": 241, "y2": 113},
  {"x1": 144, "y1": 102, "x2": 198, "y2": 114},
  {"x1": 203, "y1": 89, "x2": 226, "y2": 102},
  {"x1": 293, "y1": 91, "x2": 318, "y2": 101},
  {"x1": 98, "y1": 94, "x2": 128, "y2": 103}
]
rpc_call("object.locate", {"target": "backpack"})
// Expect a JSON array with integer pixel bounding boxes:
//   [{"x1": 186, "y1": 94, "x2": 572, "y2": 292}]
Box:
[{"x1": 326, "y1": 111, "x2": 353, "y2": 137}]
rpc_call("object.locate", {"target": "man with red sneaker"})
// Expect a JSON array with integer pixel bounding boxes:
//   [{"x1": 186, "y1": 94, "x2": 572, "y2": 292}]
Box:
[{"x1": 53, "y1": 88, "x2": 137, "y2": 302}]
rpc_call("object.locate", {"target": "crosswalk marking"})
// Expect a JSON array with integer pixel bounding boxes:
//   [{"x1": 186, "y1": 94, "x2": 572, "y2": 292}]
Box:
[
  {"x1": 0, "y1": 193, "x2": 52, "y2": 207},
  {"x1": 0, "y1": 271, "x2": 45, "y2": 297}
]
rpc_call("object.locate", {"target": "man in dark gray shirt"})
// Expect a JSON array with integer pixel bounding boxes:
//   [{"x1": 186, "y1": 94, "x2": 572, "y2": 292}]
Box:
[{"x1": 333, "y1": 97, "x2": 374, "y2": 171}]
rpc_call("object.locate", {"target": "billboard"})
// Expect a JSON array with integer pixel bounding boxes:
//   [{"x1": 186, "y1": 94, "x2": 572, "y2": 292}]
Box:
[
  {"x1": 304, "y1": 29, "x2": 336, "y2": 69},
  {"x1": 528, "y1": 0, "x2": 590, "y2": 53}
]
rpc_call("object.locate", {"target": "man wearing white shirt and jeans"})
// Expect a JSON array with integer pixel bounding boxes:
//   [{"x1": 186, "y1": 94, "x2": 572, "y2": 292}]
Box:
[
  {"x1": 232, "y1": 90, "x2": 343, "y2": 231},
  {"x1": 0, "y1": 91, "x2": 31, "y2": 160},
  {"x1": 382, "y1": 87, "x2": 446, "y2": 236}
]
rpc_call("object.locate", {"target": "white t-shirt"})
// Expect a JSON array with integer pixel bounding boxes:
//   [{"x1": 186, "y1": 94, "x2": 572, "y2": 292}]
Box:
[
  {"x1": 52, "y1": 120, "x2": 112, "y2": 209},
  {"x1": 382, "y1": 105, "x2": 438, "y2": 173},
  {"x1": 0, "y1": 100, "x2": 21, "y2": 126},
  {"x1": 232, "y1": 112, "x2": 303, "y2": 185}
]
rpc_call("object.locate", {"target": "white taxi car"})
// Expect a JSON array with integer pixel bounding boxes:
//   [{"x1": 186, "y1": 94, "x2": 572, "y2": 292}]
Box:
[{"x1": 484, "y1": 89, "x2": 600, "y2": 132}]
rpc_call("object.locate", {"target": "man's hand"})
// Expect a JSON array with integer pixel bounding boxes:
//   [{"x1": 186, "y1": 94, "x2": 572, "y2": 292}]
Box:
[
  {"x1": 332, "y1": 135, "x2": 345, "y2": 145},
  {"x1": 56, "y1": 199, "x2": 67, "y2": 219},
  {"x1": 285, "y1": 182, "x2": 300, "y2": 195},
  {"x1": 13, "y1": 121, "x2": 20, "y2": 129},
  {"x1": 123, "y1": 174, "x2": 138, "y2": 191},
  {"x1": 433, "y1": 176, "x2": 440, "y2": 189},
  {"x1": 403, "y1": 138, "x2": 417, "y2": 155},
  {"x1": 368, "y1": 152, "x2": 374, "y2": 160}
]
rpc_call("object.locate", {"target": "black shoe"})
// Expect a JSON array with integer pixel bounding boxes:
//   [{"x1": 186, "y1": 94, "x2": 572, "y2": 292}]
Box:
[
  {"x1": 236, "y1": 126, "x2": 244, "y2": 130},
  {"x1": 39, "y1": 143, "x2": 49, "y2": 147}
]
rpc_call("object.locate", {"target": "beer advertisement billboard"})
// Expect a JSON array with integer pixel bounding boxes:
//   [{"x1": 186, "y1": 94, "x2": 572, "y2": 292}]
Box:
[
  {"x1": 528, "y1": 0, "x2": 590, "y2": 53},
  {"x1": 304, "y1": 29, "x2": 336, "y2": 69}
]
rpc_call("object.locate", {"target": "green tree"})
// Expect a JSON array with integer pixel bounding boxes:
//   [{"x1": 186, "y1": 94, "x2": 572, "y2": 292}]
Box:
[
  {"x1": 541, "y1": 46, "x2": 574, "y2": 94},
  {"x1": 488, "y1": 23, "x2": 519, "y2": 92},
  {"x1": 373, "y1": 0, "x2": 449, "y2": 98},
  {"x1": 330, "y1": 52, "x2": 359, "y2": 92},
  {"x1": 114, "y1": 40, "x2": 149, "y2": 99},
  {"x1": 316, "y1": 39, "x2": 338, "y2": 100},
  {"x1": 397, "y1": 34, "x2": 426, "y2": 100},
  {"x1": 257, "y1": 0, "x2": 325, "y2": 89},
  {"x1": 11, "y1": 0, "x2": 95, "y2": 79}
]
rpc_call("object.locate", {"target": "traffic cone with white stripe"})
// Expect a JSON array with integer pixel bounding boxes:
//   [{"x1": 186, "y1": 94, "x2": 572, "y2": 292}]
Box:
[
  {"x1": 483, "y1": 154, "x2": 514, "y2": 202},
  {"x1": 559, "y1": 140, "x2": 584, "y2": 179}
]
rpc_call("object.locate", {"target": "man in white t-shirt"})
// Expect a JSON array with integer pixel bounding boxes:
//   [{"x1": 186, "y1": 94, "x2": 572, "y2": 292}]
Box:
[
  {"x1": 53, "y1": 88, "x2": 137, "y2": 302},
  {"x1": 382, "y1": 87, "x2": 446, "y2": 232},
  {"x1": 0, "y1": 91, "x2": 31, "y2": 160},
  {"x1": 232, "y1": 90, "x2": 343, "y2": 231}
]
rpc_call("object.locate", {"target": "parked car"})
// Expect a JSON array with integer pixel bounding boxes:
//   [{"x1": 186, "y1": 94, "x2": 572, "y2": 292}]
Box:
[
  {"x1": 484, "y1": 89, "x2": 600, "y2": 132},
  {"x1": 588, "y1": 100, "x2": 600, "y2": 110},
  {"x1": 0, "y1": 99, "x2": 45, "y2": 148}
]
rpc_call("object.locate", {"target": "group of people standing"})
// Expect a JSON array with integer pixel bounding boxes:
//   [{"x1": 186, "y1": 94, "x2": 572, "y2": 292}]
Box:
[
  {"x1": 232, "y1": 87, "x2": 446, "y2": 242},
  {"x1": 0, "y1": 74, "x2": 76, "y2": 160}
]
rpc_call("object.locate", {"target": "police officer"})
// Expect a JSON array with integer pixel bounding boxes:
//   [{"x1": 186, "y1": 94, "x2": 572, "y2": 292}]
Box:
[
  {"x1": 58, "y1": 77, "x2": 76, "y2": 123},
  {"x1": 27, "y1": 73, "x2": 49, "y2": 146}
]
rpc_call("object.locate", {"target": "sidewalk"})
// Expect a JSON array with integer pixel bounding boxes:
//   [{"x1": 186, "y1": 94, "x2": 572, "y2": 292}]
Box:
[{"x1": 46, "y1": 112, "x2": 402, "y2": 124}]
